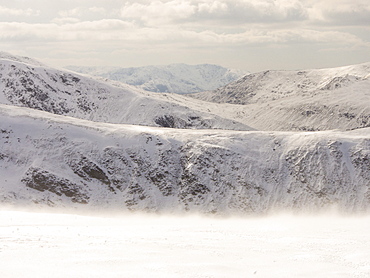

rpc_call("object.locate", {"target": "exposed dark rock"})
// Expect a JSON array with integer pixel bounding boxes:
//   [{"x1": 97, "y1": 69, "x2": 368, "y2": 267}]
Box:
[
  {"x1": 21, "y1": 167, "x2": 89, "y2": 204},
  {"x1": 67, "y1": 156, "x2": 111, "y2": 186},
  {"x1": 155, "y1": 115, "x2": 177, "y2": 128},
  {"x1": 154, "y1": 114, "x2": 211, "y2": 129},
  {"x1": 320, "y1": 75, "x2": 360, "y2": 91},
  {"x1": 125, "y1": 183, "x2": 148, "y2": 208}
]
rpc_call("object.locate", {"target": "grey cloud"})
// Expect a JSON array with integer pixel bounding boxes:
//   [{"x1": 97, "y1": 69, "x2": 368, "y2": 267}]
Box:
[
  {"x1": 192, "y1": 1, "x2": 308, "y2": 24},
  {"x1": 120, "y1": 0, "x2": 309, "y2": 25},
  {"x1": 0, "y1": 20, "x2": 363, "y2": 48},
  {"x1": 307, "y1": 0, "x2": 370, "y2": 26},
  {"x1": 322, "y1": 10, "x2": 370, "y2": 26}
]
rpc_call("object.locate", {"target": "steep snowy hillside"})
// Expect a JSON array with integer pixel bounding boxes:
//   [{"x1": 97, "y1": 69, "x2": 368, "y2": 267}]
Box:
[
  {"x1": 66, "y1": 64, "x2": 247, "y2": 94},
  {"x1": 1, "y1": 104, "x2": 369, "y2": 214},
  {"x1": 0, "y1": 52, "x2": 46, "y2": 67},
  {"x1": 0, "y1": 53, "x2": 251, "y2": 131},
  {"x1": 191, "y1": 63, "x2": 370, "y2": 131}
]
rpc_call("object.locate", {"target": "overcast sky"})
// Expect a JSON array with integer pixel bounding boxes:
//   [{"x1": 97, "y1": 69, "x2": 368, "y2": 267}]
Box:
[{"x1": 0, "y1": 0, "x2": 369, "y2": 72}]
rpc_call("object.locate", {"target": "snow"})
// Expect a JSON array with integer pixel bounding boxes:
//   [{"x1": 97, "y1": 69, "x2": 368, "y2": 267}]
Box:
[
  {"x1": 1, "y1": 210, "x2": 370, "y2": 278},
  {"x1": 191, "y1": 62, "x2": 370, "y2": 131},
  {"x1": 3, "y1": 52, "x2": 369, "y2": 132},
  {"x1": 0, "y1": 51, "x2": 46, "y2": 67},
  {"x1": 0, "y1": 55, "x2": 253, "y2": 131},
  {"x1": 66, "y1": 63, "x2": 248, "y2": 94},
  {"x1": 193, "y1": 62, "x2": 370, "y2": 104},
  {"x1": 1, "y1": 103, "x2": 370, "y2": 213},
  {"x1": 1, "y1": 52, "x2": 370, "y2": 276}
]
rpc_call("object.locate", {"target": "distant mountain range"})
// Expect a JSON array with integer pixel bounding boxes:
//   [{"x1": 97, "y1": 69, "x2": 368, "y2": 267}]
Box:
[{"x1": 66, "y1": 64, "x2": 247, "y2": 94}]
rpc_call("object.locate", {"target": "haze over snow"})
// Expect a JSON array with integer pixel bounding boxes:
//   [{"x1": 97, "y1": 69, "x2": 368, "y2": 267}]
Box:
[{"x1": 66, "y1": 64, "x2": 247, "y2": 94}]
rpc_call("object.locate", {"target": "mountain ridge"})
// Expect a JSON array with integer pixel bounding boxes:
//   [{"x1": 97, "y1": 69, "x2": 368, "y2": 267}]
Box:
[
  {"x1": 190, "y1": 62, "x2": 370, "y2": 131},
  {"x1": 0, "y1": 53, "x2": 252, "y2": 131},
  {"x1": 1, "y1": 104, "x2": 370, "y2": 213},
  {"x1": 192, "y1": 62, "x2": 370, "y2": 104}
]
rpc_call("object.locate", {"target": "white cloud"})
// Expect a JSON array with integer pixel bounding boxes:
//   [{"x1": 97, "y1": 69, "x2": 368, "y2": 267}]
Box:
[
  {"x1": 0, "y1": 20, "x2": 135, "y2": 42},
  {"x1": 307, "y1": 0, "x2": 370, "y2": 25},
  {"x1": 0, "y1": 6, "x2": 40, "y2": 16},
  {"x1": 120, "y1": 0, "x2": 308, "y2": 25},
  {"x1": 120, "y1": 1, "x2": 196, "y2": 25},
  {"x1": 197, "y1": 1, "x2": 228, "y2": 13},
  {"x1": 52, "y1": 17, "x2": 81, "y2": 25},
  {"x1": 118, "y1": 0, "x2": 370, "y2": 27},
  {"x1": 89, "y1": 7, "x2": 106, "y2": 14},
  {"x1": 58, "y1": 8, "x2": 82, "y2": 18},
  {"x1": 0, "y1": 19, "x2": 364, "y2": 48}
]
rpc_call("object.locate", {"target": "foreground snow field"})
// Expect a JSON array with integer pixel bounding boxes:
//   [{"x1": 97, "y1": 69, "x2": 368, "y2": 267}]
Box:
[{"x1": 1, "y1": 210, "x2": 370, "y2": 278}]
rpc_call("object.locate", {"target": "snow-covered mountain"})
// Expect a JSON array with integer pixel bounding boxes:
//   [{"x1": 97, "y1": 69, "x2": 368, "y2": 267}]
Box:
[
  {"x1": 192, "y1": 63, "x2": 370, "y2": 131},
  {"x1": 1, "y1": 52, "x2": 370, "y2": 214},
  {"x1": 1, "y1": 104, "x2": 369, "y2": 213},
  {"x1": 4, "y1": 52, "x2": 369, "y2": 132},
  {"x1": 66, "y1": 64, "x2": 247, "y2": 94},
  {"x1": 193, "y1": 63, "x2": 370, "y2": 104},
  {"x1": 0, "y1": 52, "x2": 252, "y2": 131}
]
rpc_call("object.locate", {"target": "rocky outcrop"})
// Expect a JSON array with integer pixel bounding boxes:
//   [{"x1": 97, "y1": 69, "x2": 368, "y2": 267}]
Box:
[{"x1": 21, "y1": 167, "x2": 89, "y2": 204}]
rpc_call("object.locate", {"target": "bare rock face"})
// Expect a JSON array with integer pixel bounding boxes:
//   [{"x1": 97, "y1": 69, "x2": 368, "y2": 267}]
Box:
[
  {"x1": 154, "y1": 115, "x2": 211, "y2": 129},
  {"x1": 67, "y1": 155, "x2": 111, "y2": 186},
  {"x1": 22, "y1": 167, "x2": 89, "y2": 204}
]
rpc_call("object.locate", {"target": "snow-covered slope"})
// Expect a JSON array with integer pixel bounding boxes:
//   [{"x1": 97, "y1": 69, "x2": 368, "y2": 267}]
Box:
[
  {"x1": 1, "y1": 104, "x2": 369, "y2": 214},
  {"x1": 0, "y1": 53, "x2": 252, "y2": 131},
  {"x1": 1, "y1": 53, "x2": 370, "y2": 214},
  {"x1": 4, "y1": 52, "x2": 369, "y2": 132},
  {"x1": 66, "y1": 64, "x2": 247, "y2": 94},
  {"x1": 191, "y1": 63, "x2": 370, "y2": 131},
  {"x1": 0, "y1": 52, "x2": 46, "y2": 67},
  {"x1": 193, "y1": 63, "x2": 370, "y2": 104}
]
